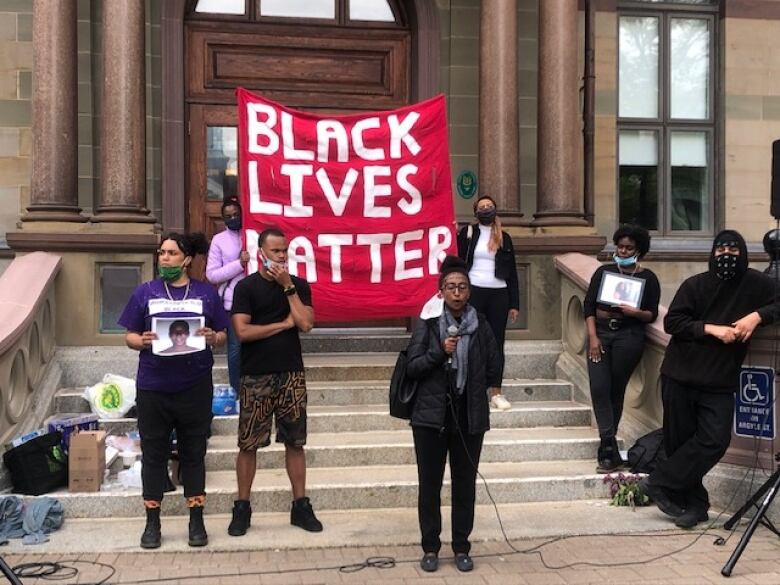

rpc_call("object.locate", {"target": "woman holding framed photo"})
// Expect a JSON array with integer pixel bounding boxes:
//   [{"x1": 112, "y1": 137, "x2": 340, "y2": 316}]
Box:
[
  {"x1": 583, "y1": 225, "x2": 660, "y2": 473},
  {"x1": 119, "y1": 232, "x2": 229, "y2": 549}
]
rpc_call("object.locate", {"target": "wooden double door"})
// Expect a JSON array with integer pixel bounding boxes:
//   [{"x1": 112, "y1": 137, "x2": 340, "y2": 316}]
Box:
[{"x1": 185, "y1": 17, "x2": 412, "y2": 326}]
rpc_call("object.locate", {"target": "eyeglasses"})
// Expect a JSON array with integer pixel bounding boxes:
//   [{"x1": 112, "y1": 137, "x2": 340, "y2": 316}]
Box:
[{"x1": 442, "y1": 283, "x2": 469, "y2": 292}]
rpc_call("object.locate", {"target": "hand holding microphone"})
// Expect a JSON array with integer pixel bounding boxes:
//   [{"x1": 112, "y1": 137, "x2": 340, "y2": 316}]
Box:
[{"x1": 445, "y1": 325, "x2": 459, "y2": 365}]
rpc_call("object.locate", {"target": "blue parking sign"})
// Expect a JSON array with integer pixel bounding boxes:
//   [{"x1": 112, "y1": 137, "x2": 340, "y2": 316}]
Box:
[{"x1": 735, "y1": 366, "x2": 775, "y2": 440}]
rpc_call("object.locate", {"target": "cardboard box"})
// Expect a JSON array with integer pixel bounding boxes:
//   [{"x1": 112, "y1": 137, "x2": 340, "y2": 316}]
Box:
[
  {"x1": 45, "y1": 413, "x2": 99, "y2": 453},
  {"x1": 68, "y1": 430, "x2": 106, "y2": 492}
]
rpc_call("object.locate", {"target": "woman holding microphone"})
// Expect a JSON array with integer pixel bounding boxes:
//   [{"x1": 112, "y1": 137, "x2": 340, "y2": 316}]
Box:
[{"x1": 406, "y1": 256, "x2": 501, "y2": 573}]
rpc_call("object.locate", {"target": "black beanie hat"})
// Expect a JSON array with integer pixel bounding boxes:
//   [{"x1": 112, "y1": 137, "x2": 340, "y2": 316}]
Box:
[{"x1": 438, "y1": 255, "x2": 469, "y2": 288}]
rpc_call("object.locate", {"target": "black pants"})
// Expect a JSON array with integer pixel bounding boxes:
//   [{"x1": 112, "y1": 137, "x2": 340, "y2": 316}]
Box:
[
  {"x1": 587, "y1": 324, "x2": 645, "y2": 442},
  {"x1": 412, "y1": 403, "x2": 484, "y2": 554},
  {"x1": 649, "y1": 376, "x2": 734, "y2": 513},
  {"x1": 136, "y1": 375, "x2": 214, "y2": 501},
  {"x1": 469, "y1": 285, "x2": 509, "y2": 384}
]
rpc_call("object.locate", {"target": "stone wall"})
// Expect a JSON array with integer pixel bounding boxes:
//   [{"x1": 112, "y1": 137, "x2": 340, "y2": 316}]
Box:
[
  {"x1": 722, "y1": 17, "x2": 780, "y2": 238},
  {"x1": 438, "y1": 0, "x2": 539, "y2": 220},
  {"x1": 0, "y1": 2, "x2": 32, "y2": 250}
]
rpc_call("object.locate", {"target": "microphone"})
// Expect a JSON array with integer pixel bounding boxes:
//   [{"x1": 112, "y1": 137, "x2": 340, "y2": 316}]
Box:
[{"x1": 447, "y1": 325, "x2": 459, "y2": 365}]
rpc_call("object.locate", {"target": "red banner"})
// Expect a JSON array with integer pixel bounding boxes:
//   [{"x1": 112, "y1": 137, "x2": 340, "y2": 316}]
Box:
[{"x1": 237, "y1": 88, "x2": 456, "y2": 322}]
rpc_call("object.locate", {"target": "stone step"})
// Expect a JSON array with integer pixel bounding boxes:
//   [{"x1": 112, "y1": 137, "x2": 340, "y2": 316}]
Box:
[
  {"x1": 45, "y1": 460, "x2": 610, "y2": 518},
  {"x1": 0, "y1": 500, "x2": 676, "y2": 554},
  {"x1": 54, "y1": 341, "x2": 562, "y2": 387},
  {"x1": 99, "y1": 400, "x2": 590, "y2": 436},
  {"x1": 194, "y1": 426, "x2": 600, "y2": 470},
  {"x1": 54, "y1": 378, "x2": 574, "y2": 413},
  {"x1": 300, "y1": 329, "x2": 409, "y2": 353}
]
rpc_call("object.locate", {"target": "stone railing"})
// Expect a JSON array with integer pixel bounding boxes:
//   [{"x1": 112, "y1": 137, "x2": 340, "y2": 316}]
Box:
[
  {"x1": 0, "y1": 252, "x2": 62, "y2": 445},
  {"x1": 553, "y1": 252, "x2": 669, "y2": 446}
]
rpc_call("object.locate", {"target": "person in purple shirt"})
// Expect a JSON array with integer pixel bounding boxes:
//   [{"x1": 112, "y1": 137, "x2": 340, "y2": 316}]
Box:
[
  {"x1": 119, "y1": 232, "x2": 229, "y2": 550},
  {"x1": 206, "y1": 197, "x2": 248, "y2": 393}
]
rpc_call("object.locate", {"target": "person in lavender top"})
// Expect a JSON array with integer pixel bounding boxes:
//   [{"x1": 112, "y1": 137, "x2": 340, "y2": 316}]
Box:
[
  {"x1": 206, "y1": 197, "x2": 248, "y2": 393},
  {"x1": 119, "y1": 232, "x2": 229, "y2": 550}
]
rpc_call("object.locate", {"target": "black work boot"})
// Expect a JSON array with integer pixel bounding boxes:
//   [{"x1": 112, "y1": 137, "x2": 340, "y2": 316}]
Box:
[
  {"x1": 140, "y1": 507, "x2": 161, "y2": 549},
  {"x1": 290, "y1": 497, "x2": 323, "y2": 532},
  {"x1": 227, "y1": 500, "x2": 252, "y2": 536},
  {"x1": 188, "y1": 506, "x2": 208, "y2": 547},
  {"x1": 596, "y1": 436, "x2": 620, "y2": 474}
]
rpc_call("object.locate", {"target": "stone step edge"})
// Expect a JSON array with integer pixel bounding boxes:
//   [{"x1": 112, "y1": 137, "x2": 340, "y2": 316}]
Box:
[{"x1": 0, "y1": 500, "x2": 684, "y2": 554}]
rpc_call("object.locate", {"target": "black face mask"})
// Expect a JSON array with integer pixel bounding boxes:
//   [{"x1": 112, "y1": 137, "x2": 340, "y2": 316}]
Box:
[
  {"x1": 225, "y1": 217, "x2": 242, "y2": 231},
  {"x1": 476, "y1": 209, "x2": 496, "y2": 225},
  {"x1": 714, "y1": 253, "x2": 739, "y2": 281}
]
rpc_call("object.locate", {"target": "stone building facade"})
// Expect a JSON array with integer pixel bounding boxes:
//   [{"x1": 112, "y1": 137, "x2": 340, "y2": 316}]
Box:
[{"x1": 0, "y1": 0, "x2": 778, "y2": 343}]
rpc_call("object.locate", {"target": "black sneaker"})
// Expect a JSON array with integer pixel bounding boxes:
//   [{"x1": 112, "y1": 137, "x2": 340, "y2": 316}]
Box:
[
  {"x1": 674, "y1": 508, "x2": 709, "y2": 529},
  {"x1": 638, "y1": 478, "x2": 685, "y2": 518},
  {"x1": 420, "y1": 552, "x2": 438, "y2": 572},
  {"x1": 290, "y1": 497, "x2": 323, "y2": 532},
  {"x1": 227, "y1": 500, "x2": 252, "y2": 537},
  {"x1": 454, "y1": 553, "x2": 474, "y2": 572},
  {"x1": 140, "y1": 507, "x2": 161, "y2": 549},
  {"x1": 188, "y1": 506, "x2": 208, "y2": 547}
]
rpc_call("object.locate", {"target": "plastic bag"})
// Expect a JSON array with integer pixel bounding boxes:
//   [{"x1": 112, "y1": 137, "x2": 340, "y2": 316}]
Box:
[{"x1": 84, "y1": 374, "x2": 136, "y2": 419}]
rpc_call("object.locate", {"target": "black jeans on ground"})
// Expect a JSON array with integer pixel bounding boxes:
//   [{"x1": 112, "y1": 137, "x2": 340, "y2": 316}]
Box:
[
  {"x1": 469, "y1": 285, "x2": 509, "y2": 384},
  {"x1": 587, "y1": 324, "x2": 645, "y2": 442},
  {"x1": 412, "y1": 402, "x2": 484, "y2": 555},
  {"x1": 137, "y1": 375, "x2": 214, "y2": 501},
  {"x1": 649, "y1": 376, "x2": 734, "y2": 513}
]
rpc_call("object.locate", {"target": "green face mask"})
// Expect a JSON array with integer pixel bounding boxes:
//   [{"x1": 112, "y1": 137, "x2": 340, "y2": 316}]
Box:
[{"x1": 158, "y1": 265, "x2": 184, "y2": 282}]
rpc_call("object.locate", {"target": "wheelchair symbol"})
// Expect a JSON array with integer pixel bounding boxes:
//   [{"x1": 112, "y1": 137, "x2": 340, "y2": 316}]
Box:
[{"x1": 741, "y1": 373, "x2": 768, "y2": 405}]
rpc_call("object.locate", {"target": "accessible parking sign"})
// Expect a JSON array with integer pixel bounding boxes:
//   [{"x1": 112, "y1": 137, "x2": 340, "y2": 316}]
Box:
[{"x1": 734, "y1": 366, "x2": 775, "y2": 440}]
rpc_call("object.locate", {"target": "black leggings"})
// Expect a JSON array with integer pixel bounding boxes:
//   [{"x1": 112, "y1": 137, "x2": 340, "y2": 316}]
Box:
[
  {"x1": 587, "y1": 324, "x2": 645, "y2": 441},
  {"x1": 469, "y1": 285, "x2": 509, "y2": 384},
  {"x1": 136, "y1": 375, "x2": 213, "y2": 502}
]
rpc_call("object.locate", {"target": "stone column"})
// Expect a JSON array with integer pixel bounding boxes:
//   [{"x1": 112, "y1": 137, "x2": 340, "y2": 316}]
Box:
[
  {"x1": 24, "y1": 0, "x2": 85, "y2": 222},
  {"x1": 478, "y1": 0, "x2": 521, "y2": 218},
  {"x1": 93, "y1": 0, "x2": 154, "y2": 222},
  {"x1": 533, "y1": 0, "x2": 587, "y2": 226}
]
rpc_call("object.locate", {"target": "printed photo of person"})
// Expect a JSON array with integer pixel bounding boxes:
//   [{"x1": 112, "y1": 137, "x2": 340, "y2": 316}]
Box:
[{"x1": 151, "y1": 317, "x2": 206, "y2": 356}]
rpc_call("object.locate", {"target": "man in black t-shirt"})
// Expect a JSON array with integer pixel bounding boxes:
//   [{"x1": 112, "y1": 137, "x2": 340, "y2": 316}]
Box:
[{"x1": 227, "y1": 228, "x2": 322, "y2": 536}]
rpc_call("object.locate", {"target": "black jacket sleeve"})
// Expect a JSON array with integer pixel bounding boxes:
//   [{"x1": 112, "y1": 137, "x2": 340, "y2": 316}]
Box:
[
  {"x1": 503, "y1": 232, "x2": 520, "y2": 311},
  {"x1": 664, "y1": 277, "x2": 706, "y2": 340},
  {"x1": 406, "y1": 320, "x2": 447, "y2": 380},
  {"x1": 456, "y1": 225, "x2": 471, "y2": 264}
]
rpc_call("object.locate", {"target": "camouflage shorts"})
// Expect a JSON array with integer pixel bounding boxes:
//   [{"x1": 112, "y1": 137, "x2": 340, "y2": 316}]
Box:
[{"x1": 237, "y1": 371, "x2": 307, "y2": 450}]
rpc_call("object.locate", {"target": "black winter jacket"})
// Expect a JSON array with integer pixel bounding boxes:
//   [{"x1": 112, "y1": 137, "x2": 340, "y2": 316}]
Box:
[
  {"x1": 405, "y1": 314, "x2": 501, "y2": 434},
  {"x1": 457, "y1": 224, "x2": 520, "y2": 310}
]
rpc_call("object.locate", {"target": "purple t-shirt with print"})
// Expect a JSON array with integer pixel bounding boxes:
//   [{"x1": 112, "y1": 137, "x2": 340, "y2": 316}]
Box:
[{"x1": 118, "y1": 278, "x2": 230, "y2": 392}]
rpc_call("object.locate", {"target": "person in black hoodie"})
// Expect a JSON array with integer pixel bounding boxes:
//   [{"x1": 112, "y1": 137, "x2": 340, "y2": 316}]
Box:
[
  {"x1": 406, "y1": 256, "x2": 501, "y2": 574},
  {"x1": 640, "y1": 230, "x2": 780, "y2": 529}
]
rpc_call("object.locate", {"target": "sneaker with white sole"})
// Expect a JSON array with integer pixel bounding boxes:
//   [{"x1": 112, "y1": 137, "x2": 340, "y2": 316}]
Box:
[{"x1": 490, "y1": 394, "x2": 511, "y2": 411}]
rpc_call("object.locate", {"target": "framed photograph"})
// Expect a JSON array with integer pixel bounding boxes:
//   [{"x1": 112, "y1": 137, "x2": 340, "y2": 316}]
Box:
[
  {"x1": 597, "y1": 272, "x2": 645, "y2": 309},
  {"x1": 151, "y1": 316, "x2": 206, "y2": 356}
]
